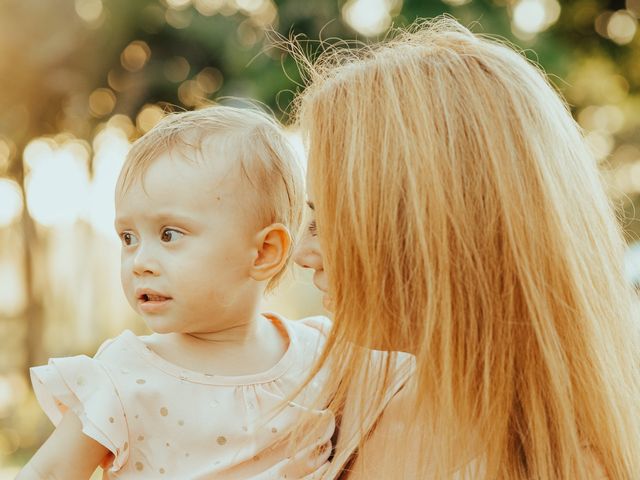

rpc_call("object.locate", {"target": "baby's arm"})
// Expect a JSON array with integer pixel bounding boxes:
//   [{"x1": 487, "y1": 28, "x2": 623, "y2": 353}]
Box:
[{"x1": 17, "y1": 410, "x2": 109, "y2": 480}]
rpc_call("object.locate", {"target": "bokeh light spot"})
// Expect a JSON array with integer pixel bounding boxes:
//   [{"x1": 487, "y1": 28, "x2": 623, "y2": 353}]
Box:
[
  {"x1": 342, "y1": 0, "x2": 397, "y2": 37},
  {"x1": 75, "y1": 0, "x2": 103, "y2": 23},
  {"x1": 136, "y1": 105, "x2": 166, "y2": 133},
  {"x1": 89, "y1": 88, "x2": 116, "y2": 118},
  {"x1": 196, "y1": 67, "x2": 223, "y2": 94},
  {"x1": 0, "y1": 179, "x2": 23, "y2": 227},
  {"x1": 585, "y1": 131, "x2": 614, "y2": 161},
  {"x1": 121, "y1": 41, "x2": 151, "y2": 73},
  {"x1": 164, "y1": 56, "x2": 191, "y2": 83},
  {"x1": 178, "y1": 80, "x2": 206, "y2": 107},
  {"x1": 607, "y1": 10, "x2": 638, "y2": 45},
  {"x1": 195, "y1": 0, "x2": 224, "y2": 16},
  {"x1": 166, "y1": 8, "x2": 193, "y2": 29},
  {"x1": 442, "y1": 0, "x2": 471, "y2": 6},
  {"x1": 24, "y1": 139, "x2": 90, "y2": 227},
  {"x1": 237, "y1": 0, "x2": 265, "y2": 13},
  {"x1": 167, "y1": 0, "x2": 192, "y2": 10},
  {"x1": 0, "y1": 138, "x2": 15, "y2": 174}
]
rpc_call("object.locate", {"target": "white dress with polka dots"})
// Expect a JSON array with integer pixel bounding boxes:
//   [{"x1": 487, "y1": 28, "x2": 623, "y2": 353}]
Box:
[{"x1": 30, "y1": 314, "x2": 335, "y2": 479}]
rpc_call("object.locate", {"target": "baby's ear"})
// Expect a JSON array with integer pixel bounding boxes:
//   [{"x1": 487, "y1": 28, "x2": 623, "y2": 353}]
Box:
[{"x1": 249, "y1": 223, "x2": 291, "y2": 282}]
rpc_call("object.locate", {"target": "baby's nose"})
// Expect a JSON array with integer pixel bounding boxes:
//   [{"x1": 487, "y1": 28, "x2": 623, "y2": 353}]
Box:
[{"x1": 132, "y1": 247, "x2": 161, "y2": 276}]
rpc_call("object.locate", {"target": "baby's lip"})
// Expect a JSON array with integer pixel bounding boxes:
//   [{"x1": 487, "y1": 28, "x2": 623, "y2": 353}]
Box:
[{"x1": 135, "y1": 288, "x2": 172, "y2": 302}]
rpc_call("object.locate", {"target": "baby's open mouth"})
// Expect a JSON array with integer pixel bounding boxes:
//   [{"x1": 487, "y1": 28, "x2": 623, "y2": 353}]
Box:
[
  {"x1": 142, "y1": 294, "x2": 168, "y2": 302},
  {"x1": 138, "y1": 293, "x2": 171, "y2": 302}
]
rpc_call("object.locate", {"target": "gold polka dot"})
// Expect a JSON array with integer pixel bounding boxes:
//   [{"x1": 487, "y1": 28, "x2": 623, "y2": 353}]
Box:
[
  {"x1": 185, "y1": 452, "x2": 190, "y2": 457},
  {"x1": 178, "y1": 420, "x2": 184, "y2": 426},
  {"x1": 123, "y1": 442, "x2": 128, "y2": 450},
  {"x1": 109, "y1": 417, "x2": 114, "y2": 423},
  {"x1": 216, "y1": 436, "x2": 227, "y2": 445},
  {"x1": 160, "y1": 407, "x2": 168, "y2": 416},
  {"x1": 166, "y1": 442, "x2": 170, "y2": 447},
  {"x1": 134, "y1": 414, "x2": 139, "y2": 419},
  {"x1": 159, "y1": 468, "x2": 165, "y2": 474},
  {"x1": 242, "y1": 426, "x2": 248, "y2": 432},
  {"x1": 137, "y1": 435, "x2": 144, "y2": 441},
  {"x1": 135, "y1": 462, "x2": 144, "y2": 471},
  {"x1": 136, "y1": 379, "x2": 146, "y2": 384},
  {"x1": 76, "y1": 376, "x2": 86, "y2": 386},
  {"x1": 271, "y1": 427, "x2": 278, "y2": 433}
]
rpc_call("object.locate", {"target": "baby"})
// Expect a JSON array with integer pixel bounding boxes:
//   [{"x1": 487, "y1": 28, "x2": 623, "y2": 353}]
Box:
[{"x1": 18, "y1": 106, "x2": 334, "y2": 479}]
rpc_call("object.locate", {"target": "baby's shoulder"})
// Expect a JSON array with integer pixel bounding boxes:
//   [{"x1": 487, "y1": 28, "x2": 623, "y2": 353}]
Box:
[{"x1": 92, "y1": 329, "x2": 142, "y2": 365}]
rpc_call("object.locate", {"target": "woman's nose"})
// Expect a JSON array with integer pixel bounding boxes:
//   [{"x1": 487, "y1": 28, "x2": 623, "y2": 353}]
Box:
[{"x1": 293, "y1": 231, "x2": 324, "y2": 270}]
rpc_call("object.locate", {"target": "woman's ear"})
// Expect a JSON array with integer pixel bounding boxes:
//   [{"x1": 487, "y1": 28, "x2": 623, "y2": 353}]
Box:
[{"x1": 249, "y1": 223, "x2": 291, "y2": 282}]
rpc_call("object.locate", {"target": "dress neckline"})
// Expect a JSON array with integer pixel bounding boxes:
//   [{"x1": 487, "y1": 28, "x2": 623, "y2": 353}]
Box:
[{"x1": 120, "y1": 313, "x2": 298, "y2": 386}]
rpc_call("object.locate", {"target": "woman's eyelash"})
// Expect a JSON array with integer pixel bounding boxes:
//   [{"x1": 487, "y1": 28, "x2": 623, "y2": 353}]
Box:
[{"x1": 308, "y1": 220, "x2": 317, "y2": 235}]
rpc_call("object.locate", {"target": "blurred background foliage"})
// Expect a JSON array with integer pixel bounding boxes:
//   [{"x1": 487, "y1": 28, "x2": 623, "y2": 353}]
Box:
[{"x1": 0, "y1": 0, "x2": 639, "y2": 475}]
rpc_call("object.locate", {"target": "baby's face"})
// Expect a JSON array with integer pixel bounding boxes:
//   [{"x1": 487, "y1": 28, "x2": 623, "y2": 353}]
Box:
[{"x1": 115, "y1": 149, "x2": 257, "y2": 334}]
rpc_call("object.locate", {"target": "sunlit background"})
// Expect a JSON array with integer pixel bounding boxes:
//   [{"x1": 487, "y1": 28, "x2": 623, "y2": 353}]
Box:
[{"x1": 1, "y1": 0, "x2": 639, "y2": 476}]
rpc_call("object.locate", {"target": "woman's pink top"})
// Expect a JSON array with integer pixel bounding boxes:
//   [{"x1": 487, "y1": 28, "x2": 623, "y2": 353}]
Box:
[{"x1": 30, "y1": 314, "x2": 335, "y2": 479}]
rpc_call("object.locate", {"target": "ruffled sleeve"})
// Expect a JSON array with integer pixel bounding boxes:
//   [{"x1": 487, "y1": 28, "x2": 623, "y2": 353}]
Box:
[{"x1": 30, "y1": 349, "x2": 129, "y2": 471}]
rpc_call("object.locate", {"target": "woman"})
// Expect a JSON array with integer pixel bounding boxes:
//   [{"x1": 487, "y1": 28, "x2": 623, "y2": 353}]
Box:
[{"x1": 292, "y1": 16, "x2": 640, "y2": 479}]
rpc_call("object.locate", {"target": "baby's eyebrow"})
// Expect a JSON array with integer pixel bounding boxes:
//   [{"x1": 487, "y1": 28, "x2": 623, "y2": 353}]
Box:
[
  {"x1": 114, "y1": 216, "x2": 130, "y2": 230},
  {"x1": 150, "y1": 212, "x2": 199, "y2": 225}
]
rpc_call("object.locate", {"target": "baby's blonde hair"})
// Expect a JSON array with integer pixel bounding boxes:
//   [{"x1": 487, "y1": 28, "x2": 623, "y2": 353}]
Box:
[
  {"x1": 294, "y1": 16, "x2": 640, "y2": 478},
  {"x1": 116, "y1": 105, "x2": 304, "y2": 290}
]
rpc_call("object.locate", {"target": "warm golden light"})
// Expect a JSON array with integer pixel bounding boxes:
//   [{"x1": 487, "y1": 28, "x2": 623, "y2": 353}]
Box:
[
  {"x1": 578, "y1": 104, "x2": 625, "y2": 134},
  {"x1": 196, "y1": 67, "x2": 223, "y2": 94},
  {"x1": 165, "y1": 8, "x2": 193, "y2": 29},
  {"x1": 237, "y1": 20, "x2": 260, "y2": 47},
  {"x1": 0, "y1": 259, "x2": 26, "y2": 316},
  {"x1": 120, "y1": 41, "x2": 151, "y2": 72},
  {"x1": 237, "y1": 0, "x2": 264, "y2": 12},
  {"x1": 164, "y1": 56, "x2": 191, "y2": 83},
  {"x1": 178, "y1": 79, "x2": 206, "y2": 107},
  {"x1": 342, "y1": 0, "x2": 400, "y2": 37},
  {"x1": 74, "y1": 0, "x2": 103, "y2": 23},
  {"x1": 607, "y1": 10, "x2": 638, "y2": 45},
  {"x1": 512, "y1": 0, "x2": 561, "y2": 36},
  {"x1": 0, "y1": 138, "x2": 14, "y2": 174},
  {"x1": 247, "y1": 0, "x2": 277, "y2": 26},
  {"x1": 23, "y1": 139, "x2": 90, "y2": 227},
  {"x1": 441, "y1": 0, "x2": 471, "y2": 6},
  {"x1": 167, "y1": 0, "x2": 192, "y2": 9},
  {"x1": 88, "y1": 126, "x2": 130, "y2": 236},
  {"x1": 136, "y1": 104, "x2": 166, "y2": 133},
  {"x1": 194, "y1": 0, "x2": 224, "y2": 16},
  {"x1": 89, "y1": 88, "x2": 116, "y2": 118},
  {"x1": 585, "y1": 131, "x2": 614, "y2": 161},
  {"x1": 0, "y1": 179, "x2": 23, "y2": 227}
]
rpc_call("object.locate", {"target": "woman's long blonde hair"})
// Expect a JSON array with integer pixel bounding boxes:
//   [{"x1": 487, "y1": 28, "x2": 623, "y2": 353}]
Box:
[{"x1": 293, "y1": 16, "x2": 640, "y2": 478}]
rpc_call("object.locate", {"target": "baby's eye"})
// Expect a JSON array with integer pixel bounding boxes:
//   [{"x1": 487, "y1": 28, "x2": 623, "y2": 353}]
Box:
[
  {"x1": 120, "y1": 232, "x2": 138, "y2": 247},
  {"x1": 161, "y1": 228, "x2": 184, "y2": 243},
  {"x1": 308, "y1": 220, "x2": 317, "y2": 236}
]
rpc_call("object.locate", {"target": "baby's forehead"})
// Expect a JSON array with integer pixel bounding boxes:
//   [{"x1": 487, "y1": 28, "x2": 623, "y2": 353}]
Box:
[{"x1": 148, "y1": 138, "x2": 245, "y2": 185}]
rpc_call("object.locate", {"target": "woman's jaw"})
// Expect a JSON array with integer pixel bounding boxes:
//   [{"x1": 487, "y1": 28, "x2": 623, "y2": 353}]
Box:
[{"x1": 312, "y1": 270, "x2": 333, "y2": 311}]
